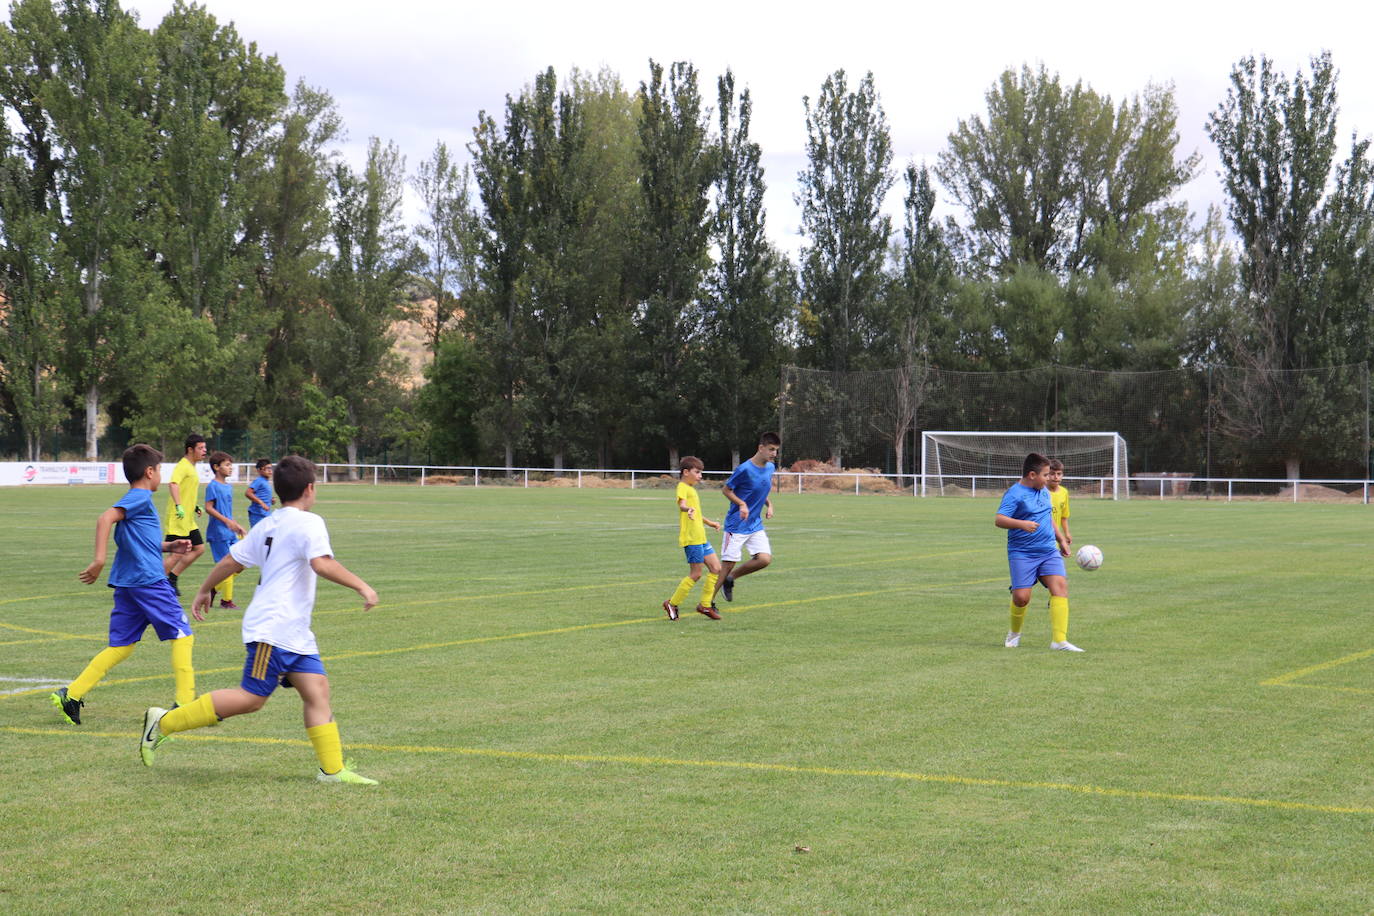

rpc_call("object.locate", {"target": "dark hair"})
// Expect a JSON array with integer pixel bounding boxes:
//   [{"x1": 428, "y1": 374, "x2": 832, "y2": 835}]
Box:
[
  {"x1": 679, "y1": 456, "x2": 704, "y2": 476},
  {"x1": 184, "y1": 434, "x2": 206, "y2": 452},
  {"x1": 122, "y1": 444, "x2": 163, "y2": 484},
  {"x1": 759, "y1": 431, "x2": 781, "y2": 447},
  {"x1": 208, "y1": 451, "x2": 233, "y2": 469},
  {"x1": 255, "y1": 458, "x2": 272, "y2": 471},
  {"x1": 273, "y1": 455, "x2": 317, "y2": 502},
  {"x1": 1023, "y1": 453, "x2": 1051, "y2": 476},
  {"x1": 1047, "y1": 458, "x2": 1064, "y2": 471}
]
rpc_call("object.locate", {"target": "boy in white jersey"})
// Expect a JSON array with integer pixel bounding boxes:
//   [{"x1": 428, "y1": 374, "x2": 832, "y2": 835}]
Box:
[{"x1": 140, "y1": 455, "x2": 381, "y2": 785}]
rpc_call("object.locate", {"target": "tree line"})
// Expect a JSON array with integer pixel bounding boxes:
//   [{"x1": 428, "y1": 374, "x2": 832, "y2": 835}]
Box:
[{"x1": 2, "y1": 0, "x2": 1371, "y2": 476}]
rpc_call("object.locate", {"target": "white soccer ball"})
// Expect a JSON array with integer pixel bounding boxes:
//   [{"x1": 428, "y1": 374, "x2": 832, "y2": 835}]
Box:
[{"x1": 1075, "y1": 545, "x2": 1103, "y2": 571}]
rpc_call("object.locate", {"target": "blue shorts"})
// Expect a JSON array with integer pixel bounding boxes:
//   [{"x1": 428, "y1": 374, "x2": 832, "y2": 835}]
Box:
[
  {"x1": 240, "y1": 642, "x2": 327, "y2": 697},
  {"x1": 1008, "y1": 552, "x2": 1067, "y2": 590},
  {"x1": 109, "y1": 582, "x2": 192, "y2": 645},
  {"x1": 208, "y1": 537, "x2": 235, "y2": 563},
  {"x1": 683, "y1": 542, "x2": 716, "y2": 564}
]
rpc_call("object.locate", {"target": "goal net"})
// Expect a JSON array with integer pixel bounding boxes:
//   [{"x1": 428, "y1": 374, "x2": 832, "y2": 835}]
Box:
[{"x1": 920, "y1": 431, "x2": 1130, "y2": 498}]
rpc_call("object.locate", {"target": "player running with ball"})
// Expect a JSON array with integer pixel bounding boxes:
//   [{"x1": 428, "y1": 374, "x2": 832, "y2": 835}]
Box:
[{"x1": 995, "y1": 452, "x2": 1083, "y2": 652}]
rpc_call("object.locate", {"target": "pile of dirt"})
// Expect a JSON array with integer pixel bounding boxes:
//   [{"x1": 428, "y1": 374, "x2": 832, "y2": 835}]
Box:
[
  {"x1": 784, "y1": 460, "x2": 901, "y2": 493},
  {"x1": 1275, "y1": 482, "x2": 1364, "y2": 502},
  {"x1": 423, "y1": 475, "x2": 468, "y2": 485}
]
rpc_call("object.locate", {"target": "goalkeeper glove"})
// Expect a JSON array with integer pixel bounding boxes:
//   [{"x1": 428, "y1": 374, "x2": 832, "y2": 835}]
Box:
[{"x1": 175, "y1": 504, "x2": 185, "y2": 520}]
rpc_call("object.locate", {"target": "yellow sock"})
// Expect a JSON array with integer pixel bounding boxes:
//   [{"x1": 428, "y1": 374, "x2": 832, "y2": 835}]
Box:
[
  {"x1": 307, "y1": 721, "x2": 344, "y2": 775},
  {"x1": 701, "y1": 573, "x2": 718, "y2": 606},
  {"x1": 220, "y1": 573, "x2": 234, "y2": 602},
  {"x1": 1009, "y1": 600, "x2": 1026, "y2": 635},
  {"x1": 669, "y1": 576, "x2": 694, "y2": 607},
  {"x1": 169, "y1": 635, "x2": 196, "y2": 707},
  {"x1": 1049, "y1": 596, "x2": 1069, "y2": 643},
  {"x1": 160, "y1": 692, "x2": 218, "y2": 735},
  {"x1": 68, "y1": 644, "x2": 135, "y2": 699}
]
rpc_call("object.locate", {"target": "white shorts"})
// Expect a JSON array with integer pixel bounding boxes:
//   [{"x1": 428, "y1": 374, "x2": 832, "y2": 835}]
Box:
[{"x1": 720, "y1": 528, "x2": 771, "y2": 563}]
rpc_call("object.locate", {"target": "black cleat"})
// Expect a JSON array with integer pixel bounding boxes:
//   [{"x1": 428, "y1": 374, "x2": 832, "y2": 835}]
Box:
[
  {"x1": 721, "y1": 577, "x2": 734, "y2": 602},
  {"x1": 51, "y1": 687, "x2": 83, "y2": 725}
]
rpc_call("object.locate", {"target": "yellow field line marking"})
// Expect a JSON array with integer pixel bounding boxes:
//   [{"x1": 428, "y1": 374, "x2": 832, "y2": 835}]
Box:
[
  {"x1": 1260, "y1": 647, "x2": 1374, "y2": 689},
  {"x1": 0, "y1": 621, "x2": 104, "y2": 641},
  {"x1": 5, "y1": 726, "x2": 1370, "y2": 817},
  {"x1": 0, "y1": 577, "x2": 1003, "y2": 698},
  {"x1": 0, "y1": 592, "x2": 89, "y2": 607}
]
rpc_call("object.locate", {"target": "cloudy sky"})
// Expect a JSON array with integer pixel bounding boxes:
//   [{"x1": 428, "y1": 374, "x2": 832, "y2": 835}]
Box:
[{"x1": 121, "y1": 0, "x2": 1373, "y2": 257}]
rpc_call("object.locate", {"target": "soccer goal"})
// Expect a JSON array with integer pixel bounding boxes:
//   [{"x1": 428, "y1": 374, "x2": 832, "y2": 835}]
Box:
[{"x1": 920, "y1": 431, "x2": 1130, "y2": 499}]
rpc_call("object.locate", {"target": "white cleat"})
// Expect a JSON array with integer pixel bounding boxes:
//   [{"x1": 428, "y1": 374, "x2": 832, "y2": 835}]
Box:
[
  {"x1": 1050, "y1": 641, "x2": 1084, "y2": 652},
  {"x1": 1004, "y1": 631, "x2": 1021, "y2": 648},
  {"x1": 140, "y1": 706, "x2": 168, "y2": 765}
]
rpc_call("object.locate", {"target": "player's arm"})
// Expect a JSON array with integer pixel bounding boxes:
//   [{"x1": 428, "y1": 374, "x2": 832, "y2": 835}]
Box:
[
  {"x1": 168, "y1": 481, "x2": 186, "y2": 519},
  {"x1": 995, "y1": 513, "x2": 1037, "y2": 532},
  {"x1": 678, "y1": 496, "x2": 696, "y2": 520},
  {"x1": 721, "y1": 484, "x2": 749, "y2": 520},
  {"x1": 246, "y1": 487, "x2": 271, "y2": 512},
  {"x1": 763, "y1": 497, "x2": 773, "y2": 520},
  {"x1": 78, "y1": 507, "x2": 124, "y2": 583},
  {"x1": 311, "y1": 555, "x2": 378, "y2": 611},
  {"x1": 205, "y1": 497, "x2": 246, "y2": 537},
  {"x1": 191, "y1": 555, "x2": 247, "y2": 620}
]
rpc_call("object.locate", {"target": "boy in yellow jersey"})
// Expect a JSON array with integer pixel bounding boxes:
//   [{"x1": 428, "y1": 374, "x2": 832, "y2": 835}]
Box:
[
  {"x1": 141, "y1": 455, "x2": 380, "y2": 785},
  {"x1": 51, "y1": 445, "x2": 196, "y2": 724},
  {"x1": 1046, "y1": 458, "x2": 1072, "y2": 556},
  {"x1": 163, "y1": 434, "x2": 208, "y2": 595},
  {"x1": 663, "y1": 456, "x2": 723, "y2": 621}
]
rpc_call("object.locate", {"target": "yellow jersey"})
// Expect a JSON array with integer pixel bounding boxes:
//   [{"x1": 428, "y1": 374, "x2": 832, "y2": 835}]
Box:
[
  {"x1": 1049, "y1": 485, "x2": 1070, "y2": 528},
  {"x1": 676, "y1": 481, "x2": 707, "y2": 547},
  {"x1": 164, "y1": 457, "x2": 201, "y2": 537}
]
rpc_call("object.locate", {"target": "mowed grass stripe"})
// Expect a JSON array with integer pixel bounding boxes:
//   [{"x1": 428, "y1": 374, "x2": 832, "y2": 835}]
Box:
[{"x1": 7, "y1": 725, "x2": 1371, "y2": 817}]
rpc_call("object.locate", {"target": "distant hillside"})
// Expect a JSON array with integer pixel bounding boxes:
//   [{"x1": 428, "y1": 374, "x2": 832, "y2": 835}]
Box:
[{"x1": 392, "y1": 317, "x2": 432, "y2": 389}]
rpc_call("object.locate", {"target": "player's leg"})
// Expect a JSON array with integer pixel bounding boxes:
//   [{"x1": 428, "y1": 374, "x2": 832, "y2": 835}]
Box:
[
  {"x1": 144, "y1": 580, "x2": 197, "y2": 706},
  {"x1": 720, "y1": 531, "x2": 772, "y2": 601},
  {"x1": 1041, "y1": 565, "x2": 1081, "y2": 652},
  {"x1": 1005, "y1": 554, "x2": 1040, "y2": 647},
  {"x1": 699, "y1": 549, "x2": 721, "y2": 611},
  {"x1": 294, "y1": 670, "x2": 377, "y2": 785}
]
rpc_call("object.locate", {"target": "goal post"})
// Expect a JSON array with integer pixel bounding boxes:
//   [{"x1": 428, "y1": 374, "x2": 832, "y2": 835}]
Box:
[{"x1": 920, "y1": 431, "x2": 1130, "y2": 499}]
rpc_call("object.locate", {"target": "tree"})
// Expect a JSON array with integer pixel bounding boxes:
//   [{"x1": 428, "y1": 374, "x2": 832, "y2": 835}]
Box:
[
  {"x1": 468, "y1": 86, "x2": 533, "y2": 469},
  {"x1": 938, "y1": 64, "x2": 1198, "y2": 280},
  {"x1": 705, "y1": 69, "x2": 785, "y2": 466},
  {"x1": 312, "y1": 137, "x2": 419, "y2": 467},
  {"x1": 797, "y1": 69, "x2": 893, "y2": 464},
  {"x1": 632, "y1": 59, "x2": 716, "y2": 468},
  {"x1": 410, "y1": 141, "x2": 479, "y2": 353},
  {"x1": 1207, "y1": 52, "x2": 1374, "y2": 478},
  {"x1": 246, "y1": 80, "x2": 340, "y2": 436},
  {"x1": 23, "y1": 0, "x2": 158, "y2": 457}
]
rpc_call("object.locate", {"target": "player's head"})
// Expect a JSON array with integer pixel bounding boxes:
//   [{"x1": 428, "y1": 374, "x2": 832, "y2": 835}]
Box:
[
  {"x1": 273, "y1": 455, "x2": 317, "y2": 504},
  {"x1": 679, "y1": 456, "x2": 704, "y2": 478},
  {"x1": 184, "y1": 434, "x2": 207, "y2": 460},
  {"x1": 122, "y1": 444, "x2": 163, "y2": 485},
  {"x1": 756, "y1": 431, "x2": 781, "y2": 463},
  {"x1": 208, "y1": 451, "x2": 233, "y2": 475},
  {"x1": 1022, "y1": 453, "x2": 1051, "y2": 477},
  {"x1": 255, "y1": 458, "x2": 272, "y2": 473}
]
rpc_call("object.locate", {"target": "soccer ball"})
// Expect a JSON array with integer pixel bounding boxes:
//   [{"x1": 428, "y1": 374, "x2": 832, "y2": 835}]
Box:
[{"x1": 1075, "y1": 545, "x2": 1103, "y2": 571}]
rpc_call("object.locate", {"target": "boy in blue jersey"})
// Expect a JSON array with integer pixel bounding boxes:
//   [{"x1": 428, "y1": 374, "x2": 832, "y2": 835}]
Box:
[
  {"x1": 245, "y1": 458, "x2": 273, "y2": 527},
  {"x1": 714, "y1": 431, "x2": 781, "y2": 604},
  {"x1": 204, "y1": 451, "x2": 247, "y2": 610},
  {"x1": 50, "y1": 445, "x2": 197, "y2": 724},
  {"x1": 995, "y1": 452, "x2": 1082, "y2": 652}
]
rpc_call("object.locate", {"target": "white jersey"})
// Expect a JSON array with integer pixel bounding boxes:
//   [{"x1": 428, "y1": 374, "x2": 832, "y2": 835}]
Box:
[{"x1": 230, "y1": 506, "x2": 334, "y2": 655}]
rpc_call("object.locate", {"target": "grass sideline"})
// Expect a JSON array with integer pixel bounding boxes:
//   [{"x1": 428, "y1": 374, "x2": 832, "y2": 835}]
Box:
[{"x1": 1, "y1": 484, "x2": 1370, "y2": 914}]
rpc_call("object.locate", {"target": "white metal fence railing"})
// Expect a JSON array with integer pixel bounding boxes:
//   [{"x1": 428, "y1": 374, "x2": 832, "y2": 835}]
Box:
[{"x1": 291, "y1": 463, "x2": 1372, "y2": 505}]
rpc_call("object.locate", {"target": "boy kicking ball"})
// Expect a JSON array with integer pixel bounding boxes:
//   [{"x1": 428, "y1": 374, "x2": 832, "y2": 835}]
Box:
[
  {"x1": 995, "y1": 452, "x2": 1082, "y2": 652},
  {"x1": 140, "y1": 455, "x2": 381, "y2": 785}
]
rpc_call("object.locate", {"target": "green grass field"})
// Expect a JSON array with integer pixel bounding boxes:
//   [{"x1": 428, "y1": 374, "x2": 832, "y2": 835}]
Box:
[{"x1": 1, "y1": 484, "x2": 1371, "y2": 914}]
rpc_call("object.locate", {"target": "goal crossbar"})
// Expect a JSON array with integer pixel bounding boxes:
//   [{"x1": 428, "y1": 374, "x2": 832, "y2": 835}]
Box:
[{"x1": 920, "y1": 431, "x2": 1129, "y2": 499}]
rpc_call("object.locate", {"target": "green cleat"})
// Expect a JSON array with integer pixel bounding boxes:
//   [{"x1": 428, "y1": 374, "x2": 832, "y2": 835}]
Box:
[
  {"x1": 316, "y1": 759, "x2": 378, "y2": 786},
  {"x1": 51, "y1": 687, "x2": 83, "y2": 725},
  {"x1": 140, "y1": 707, "x2": 169, "y2": 766}
]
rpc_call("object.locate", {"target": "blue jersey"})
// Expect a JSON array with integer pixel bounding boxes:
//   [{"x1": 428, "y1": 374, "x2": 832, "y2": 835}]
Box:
[
  {"x1": 109, "y1": 488, "x2": 168, "y2": 588},
  {"x1": 248, "y1": 476, "x2": 272, "y2": 524},
  {"x1": 723, "y1": 460, "x2": 775, "y2": 535},
  {"x1": 205, "y1": 479, "x2": 235, "y2": 543},
  {"x1": 998, "y1": 482, "x2": 1056, "y2": 558}
]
